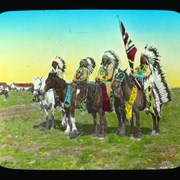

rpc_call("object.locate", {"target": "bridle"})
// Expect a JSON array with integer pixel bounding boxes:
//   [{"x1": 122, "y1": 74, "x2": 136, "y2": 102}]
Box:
[
  {"x1": 33, "y1": 78, "x2": 45, "y2": 97},
  {"x1": 76, "y1": 83, "x2": 88, "y2": 102},
  {"x1": 113, "y1": 71, "x2": 126, "y2": 97}
]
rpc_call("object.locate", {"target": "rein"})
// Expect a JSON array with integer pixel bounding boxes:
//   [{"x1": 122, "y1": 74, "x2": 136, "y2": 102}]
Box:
[
  {"x1": 78, "y1": 84, "x2": 88, "y2": 102},
  {"x1": 115, "y1": 71, "x2": 126, "y2": 86},
  {"x1": 114, "y1": 71, "x2": 126, "y2": 97}
]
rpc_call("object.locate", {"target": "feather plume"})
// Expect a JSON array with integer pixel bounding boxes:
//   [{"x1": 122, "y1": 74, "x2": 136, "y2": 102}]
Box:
[
  {"x1": 83, "y1": 57, "x2": 96, "y2": 74},
  {"x1": 141, "y1": 45, "x2": 171, "y2": 104},
  {"x1": 103, "y1": 50, "x2": 120, "y2": 69},
  {"x1": 54, "y1": 56, "x2": 66, "y2": 72}
]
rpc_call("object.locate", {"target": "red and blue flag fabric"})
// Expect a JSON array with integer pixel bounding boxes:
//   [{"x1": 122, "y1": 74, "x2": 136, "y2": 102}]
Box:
[{"x1": 119, "y1": 20, "x2": 137, "y2": 74}]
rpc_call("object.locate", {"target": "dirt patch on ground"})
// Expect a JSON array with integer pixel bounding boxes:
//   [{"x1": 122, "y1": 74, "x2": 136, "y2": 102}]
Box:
[{"x1": 0, "y1": 103, "x2": 39, "y2": 120}]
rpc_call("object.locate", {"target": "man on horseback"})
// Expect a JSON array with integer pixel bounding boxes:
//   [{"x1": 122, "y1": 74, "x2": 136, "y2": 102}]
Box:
[
  {"x1": 73, "y1": 57, "x2": 96, "y2": 112},
  {"x1": 73, "y1": 59, "x2": 89, "y2": 83},
  {"x1": 134, "y1": 54, "x2": 152, "y2": 112},
  {"x1": 51, "y1": 56, "x2": 66, "y2": 109},
  {"x1": 95, "y1": 52, "x2": 118, "y2": 112},
  {"x1": 51, "y1": 56, "x2": 66, "y2": 79}
]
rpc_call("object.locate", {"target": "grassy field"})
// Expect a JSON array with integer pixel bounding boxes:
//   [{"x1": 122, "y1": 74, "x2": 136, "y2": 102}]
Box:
[{"x1": 0, "y1": 89, "x2": 180, "y2": 170}]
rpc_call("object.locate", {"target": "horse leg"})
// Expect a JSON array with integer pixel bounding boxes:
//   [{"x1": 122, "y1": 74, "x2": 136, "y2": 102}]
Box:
[
  {"x1": 151, "y1": 113, "x2": 157, "y2": 135},
  {"x1": 115, "y1": 105, "x2": 126, "y2": 136},
  {"x1": 151, "y1": 114, "x2": 160, "y2": 135},
  {"x1": 129, "y1": 114, "x2": 135, "y2": 139},
  {"x1": 156, "y1": 116, "x2": 160, "y2": 134},
  {"x1": 42, "y1": 109, "x2": 50, "y2": 131},
  {"x1": 92, "y1": 113, "x2": 99, "y2": 137},
  {"x1": 103, "y1": 115, "x2": 108, "y2": 133},
  {"x1": 61, "y1": 111, "x2": 66, "y2": 127},
  {"x1": 64, "y1": 115, "x2": 71, "y2": 134},
  {"x1": 98, "y1": 108, "x2": 106, "y2": 138},
  {"x1": 120, "y1": 106, "x2": 126, "y2": 136},
  {"x1": 3, "y1": 94, "x2": 5, "y2": 100},
  {"x1": 135, "y1": 111, "x2": 142, "y2": 140},
  {"x1": 68, "y1": 115, "x2": 80, "y2": 139},
  {"x1": 114, "y1": 104, "x2": 122, "y2": 135},
  {"x1": 50, "y1": 109, "x2": 55, "y2": 129},
  {"x1": 70, "y1": 115, "x2": 79, "y2": 134}
]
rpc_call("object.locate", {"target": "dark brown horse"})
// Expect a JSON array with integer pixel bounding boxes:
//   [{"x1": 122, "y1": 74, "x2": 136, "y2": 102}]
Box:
[
  {"x1": 44, "y1": 72, "x2": 80, "y2": 139},
  {"x1": 0, "y1": 89, "x2": 9, "y2": 100},
  {"x1": 76, "y1": 81, "x2": 108, "y2": 139},
  {"x1": 111, "y1": 69, "x2": 161, "y2": 140}
]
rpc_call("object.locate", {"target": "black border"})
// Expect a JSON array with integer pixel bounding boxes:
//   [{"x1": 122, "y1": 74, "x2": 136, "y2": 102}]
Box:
[
  {"x1": 0, "y1": 0, "x2": 179, "y2": 178},
  {"x1": 0, "y1": 0, "x2": 180, "y2": 12}
]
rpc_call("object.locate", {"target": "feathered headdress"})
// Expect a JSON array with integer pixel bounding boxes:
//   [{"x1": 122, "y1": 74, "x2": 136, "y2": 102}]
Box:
[
  {"x1": 103, "y1": 50, "x2": 120, "y2": 69},
  {"x1": 54, "y1": 56, "x2": 66, "y2": 72},
  {"x1": 141, "y1": 45, "x2": 171, "y2": 104},
  {"x1": 141, "y1": 45, "x2": 160, "y2": 71},
  {"x1": 82, "y1": 57, "x2": 96, "y2": 74}
]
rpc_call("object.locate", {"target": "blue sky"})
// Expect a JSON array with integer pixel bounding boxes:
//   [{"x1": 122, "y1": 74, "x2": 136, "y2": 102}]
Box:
[{"x1": 0, "y1": 10, "x2": 179, "y2": 86}]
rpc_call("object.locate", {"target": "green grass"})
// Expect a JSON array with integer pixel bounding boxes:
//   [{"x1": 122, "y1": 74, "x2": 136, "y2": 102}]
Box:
[
  {"x1": 0, "y1": 89, "x2": 180, "y2": 170},
  {"x1": 0, "y1": 91, "x2": 33, "y2": 108}
]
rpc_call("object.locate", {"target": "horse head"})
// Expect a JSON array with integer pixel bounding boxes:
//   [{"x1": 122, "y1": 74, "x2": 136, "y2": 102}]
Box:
[
  {"x1": 32, "y1": 77, "x2": 42, "y2": 96},
  {"x1": 111, "y1": 69, "x2": 127, "y2": 98},
  {"x1": 44, "y1": 72, "x2": 57, "y2": 92}
]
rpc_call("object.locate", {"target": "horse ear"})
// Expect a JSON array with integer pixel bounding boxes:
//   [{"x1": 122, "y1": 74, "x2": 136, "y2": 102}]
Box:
[{"x1": 124, "y1": 68, "x2": 128, "y2": 73}]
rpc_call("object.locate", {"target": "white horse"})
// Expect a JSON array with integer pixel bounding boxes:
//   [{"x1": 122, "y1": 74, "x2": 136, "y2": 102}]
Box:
[
  {"x1": 32, "y1": 77, "x2": 67, "y2": 131},
  {"x1": 32, "y1": 77, "x2": 42, "y2": 102}
]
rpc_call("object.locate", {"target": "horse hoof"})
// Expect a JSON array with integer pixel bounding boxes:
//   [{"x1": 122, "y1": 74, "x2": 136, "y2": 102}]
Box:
[
  {"x1": 64, "y1": 130, "x2": 70, "y2": 135},
  {"x1": 92, "y1": 133, "x2": 98, "y2": 137},
  {"x1": 69, "y1": 131, "x2": 80, "y2": 139},
  {"x1": 97, "y1": 134, "x2": 106, "y2": 140},
  {"x1": 130, "y1": 134, "x2": 135, "y2": 140},
  {"x1": 151, "y1": 130, "x2": 156, "y2": 135},
  {"x1": 114, "y1": 128, "x2": 120, "y2": 134},
  {"x1": 40, "y1": 127, "x2": 47, "y2": 131}
]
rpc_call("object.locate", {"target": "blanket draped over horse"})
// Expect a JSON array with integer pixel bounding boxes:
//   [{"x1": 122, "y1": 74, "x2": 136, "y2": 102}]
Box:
[{"x1": 99, "y1": 82, "x2": 112, "y2": 112}]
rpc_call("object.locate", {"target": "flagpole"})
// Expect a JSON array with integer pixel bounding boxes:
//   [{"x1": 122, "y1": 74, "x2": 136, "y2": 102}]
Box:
[{"x1": 117, "y1": 18, "x2": 144, "y2": 91}]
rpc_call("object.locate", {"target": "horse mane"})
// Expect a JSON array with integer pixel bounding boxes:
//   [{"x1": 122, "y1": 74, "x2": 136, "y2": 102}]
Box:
[
  {"x1": 118, "y1": 70, "x2": 134, "y2": 89},
  {"x1": 87, "y1": 82, "x2": 98, "y2": 101},
  {"x1": 53, "y1": 73, "x2": 67, "y2": 87}
]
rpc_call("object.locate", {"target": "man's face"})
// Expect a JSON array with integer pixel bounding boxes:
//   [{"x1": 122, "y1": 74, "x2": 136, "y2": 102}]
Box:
[
  {"x1": 52, "y1": 63, "x2": 58, "y2": 69},
  {"x1": 140, "y1": 57, "x2": 146, "y2": 64},
  {"x1": 102, "y1": 59, "x2": 108, "y2": 66},
  {"x1": 80, "y1": 61, "x2": 84, "y2": 67}
]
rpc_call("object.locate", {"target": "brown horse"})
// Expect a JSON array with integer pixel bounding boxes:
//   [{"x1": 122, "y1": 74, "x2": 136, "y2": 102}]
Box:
[
  {"x1": 44, "y1": 72, "x2": 80, "y2": 139},
  {"x1": 0, "y1": 89, "x2": 9, "y2": 100},
  {"x1": 111, "y1": 69, "x2": 161, "y2": 140},
  {"x1": 76, "y1": 81, "x2": 108, "y2": 139},
  {"x1": 112, "y1": 89, "x2": 127, "y2": 136}
]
